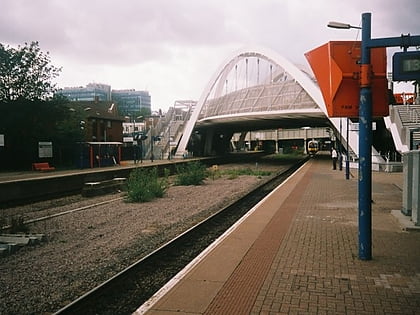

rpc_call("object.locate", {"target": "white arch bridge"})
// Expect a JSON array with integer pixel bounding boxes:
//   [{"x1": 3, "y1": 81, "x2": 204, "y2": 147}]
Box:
[{"x1": 172, "y1": 47, "x2": 392, "y2": 163}]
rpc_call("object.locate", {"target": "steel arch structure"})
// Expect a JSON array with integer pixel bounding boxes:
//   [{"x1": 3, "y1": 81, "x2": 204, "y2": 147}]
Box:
[{"x1": 175, "y1": 47, "x2": 382, "y2": 163}]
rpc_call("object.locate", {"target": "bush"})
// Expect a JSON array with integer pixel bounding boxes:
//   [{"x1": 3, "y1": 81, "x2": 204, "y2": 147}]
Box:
[
  {"x1": 126, "y1": 167, "x2": 168, "y2": 202},
  {"x1": 209, "y1": 164, "x2": 221, "y2": 180},
  {"x1": 221, "y1": 168, "x2": 272, "y2": 179},
  {"x1": 175, "y1": 161, "x2": 208, "y2": 186}
]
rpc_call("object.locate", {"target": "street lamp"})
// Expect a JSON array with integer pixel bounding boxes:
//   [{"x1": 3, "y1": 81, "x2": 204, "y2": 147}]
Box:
[
  {"x1": 327, "y1": 21, "x2": 361, "y2": 30},
  {"x1": 328, "y1": 14, "x2": 372, "y2": 261},
  {"x1": 328, "y1": 12, "x2": 420, "y2": 261},
  {"x1": 168, "y1": 122, "x2": 172, "y2": 160}
]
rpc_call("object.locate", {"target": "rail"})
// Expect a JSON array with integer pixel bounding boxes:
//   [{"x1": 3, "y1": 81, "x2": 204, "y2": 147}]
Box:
[{"x1": 53, "y1": 157, "x2": 308, "y2": 314}]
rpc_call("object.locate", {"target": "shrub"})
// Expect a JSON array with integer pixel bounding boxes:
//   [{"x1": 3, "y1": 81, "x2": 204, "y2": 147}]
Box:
[
  {"x1": 126, "y1": 167, "x2": 168, "y2": 202},
  {"x1": 209, "y1": 164, "x2": 221, "y2": 180},
  {"x1": 222, "y1": 168, "x2": 272, "y2": 179},
  {"x1": 175, "y1": 161, "x2": 208, "y2": 186}
]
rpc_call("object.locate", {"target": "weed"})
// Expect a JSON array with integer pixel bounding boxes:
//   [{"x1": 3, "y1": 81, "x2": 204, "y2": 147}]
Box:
[
  {"x1": 221, "y1": 168, "x2": 271, "y2": 178},
  {"x1": 209, "y1": 165, "x2": 221, "y2": 180},
  {"x1": 175, "y1": 161, "x2": 208, "y2": 186},
  {"x1": 126, "y1": 167, "x2": 168, "y2": 202}
]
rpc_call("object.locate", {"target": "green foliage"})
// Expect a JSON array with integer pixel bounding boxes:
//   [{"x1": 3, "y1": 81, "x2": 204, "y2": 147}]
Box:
[
  {"x1": 118, "y1": 107, "x2": 151, "y2": 118},
  {"x1": 0, "y1": 42, "x2": 70, "y2": 169},
  {"x1": 126, "y1": 167, "x2": 168, "y2": 203},
  {"x1": 0, "y1": 97, "x2": 71, "y2": 169},
  {"x1": 221, "y1": 168, "x2": 272, "y2": 180},
  {"x1": 175, "y1": 161, "x2": 208, "y2": 186},
  {"x1": 54, "y1": 102, "x2": 89, "y2": 144},
  {"x1": 208, "y1": 165, "x2": 221, "y2": 180},
  {"x1": 0, "y1": 41, "x2": 61, "y2": 102}
]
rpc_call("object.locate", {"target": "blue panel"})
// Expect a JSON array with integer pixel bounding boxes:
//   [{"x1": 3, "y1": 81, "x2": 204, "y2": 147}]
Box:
[{"x1": 392, "y1": 51, "x2": 420, "y2": 81}]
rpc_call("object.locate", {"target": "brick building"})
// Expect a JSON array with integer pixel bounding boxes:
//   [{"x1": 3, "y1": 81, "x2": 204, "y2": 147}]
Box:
[{"x1": 71, "y1": 101, "x2": 124, "y2": 142}]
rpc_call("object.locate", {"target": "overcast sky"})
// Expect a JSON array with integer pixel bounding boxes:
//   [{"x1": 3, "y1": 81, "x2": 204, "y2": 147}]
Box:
[{"x1": 1, "y1": 0, "x2": 419, "y2": 111}]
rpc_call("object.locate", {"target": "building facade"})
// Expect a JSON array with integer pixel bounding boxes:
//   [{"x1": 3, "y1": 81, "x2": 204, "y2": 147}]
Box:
[
  {"x1": 112, "y1": 89, "x2": 151, "y2": 116},
  {"x1": 70, "y1": 101, "x2": 124, "y2": 142},
  {"x1": 57, "y1": 83, "x2": 112, "y2": 101},
  {"x1": 57, "y1": 84, "x2": 152, "y2": 117}
]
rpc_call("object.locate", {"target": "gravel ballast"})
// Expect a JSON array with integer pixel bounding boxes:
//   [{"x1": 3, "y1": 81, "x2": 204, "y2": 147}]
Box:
[{"x1": 0, "y1": 163, "x2": 285, "y2": 314}]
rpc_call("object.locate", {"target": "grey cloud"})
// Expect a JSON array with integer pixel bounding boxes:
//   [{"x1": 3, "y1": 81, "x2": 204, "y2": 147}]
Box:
[{"x1": 1, "y1": 0, "x2": 241, "y2": 65}]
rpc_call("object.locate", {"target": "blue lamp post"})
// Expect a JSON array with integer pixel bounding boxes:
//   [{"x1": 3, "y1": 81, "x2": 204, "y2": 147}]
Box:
[
  {"x1": 359, "y1": 13, "x2": 373, "y2": 260},
  {"x1": 329, "y1": 12, "x2": 420, "y2": 260}
]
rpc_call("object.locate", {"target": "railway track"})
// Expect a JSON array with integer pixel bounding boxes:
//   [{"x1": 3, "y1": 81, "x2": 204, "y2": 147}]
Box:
[
  {"x1": 54, "y1": 157, "x2": 308, "y2": 315},
  {"x1": 1, "y1": 196, "x2": 124, "y2": 231}
]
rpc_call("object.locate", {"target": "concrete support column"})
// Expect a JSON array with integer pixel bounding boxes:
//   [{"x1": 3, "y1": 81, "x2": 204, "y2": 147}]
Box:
[{"x1": 203, "y1": 129, "x2": 215, "y2": 156}]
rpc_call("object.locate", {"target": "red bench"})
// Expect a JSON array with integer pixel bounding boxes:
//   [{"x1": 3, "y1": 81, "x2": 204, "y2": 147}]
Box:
[{"x1": 32, "y1": 162, "x2": 55, "y2": 171}]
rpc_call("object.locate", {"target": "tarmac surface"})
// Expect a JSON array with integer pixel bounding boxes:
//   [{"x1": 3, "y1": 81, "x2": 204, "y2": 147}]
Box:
[{"x1": 136, "y1": 157, "x2": 420, "y2": 315}]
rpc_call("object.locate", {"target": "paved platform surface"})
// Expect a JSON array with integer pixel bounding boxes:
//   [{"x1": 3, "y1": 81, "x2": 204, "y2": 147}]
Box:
[
  {"x1": 0, "y1": 160, "x2": 170, "y2": 183},
  {"x1": 137, "y1": 157, "x2": 420, "y2": 315}
]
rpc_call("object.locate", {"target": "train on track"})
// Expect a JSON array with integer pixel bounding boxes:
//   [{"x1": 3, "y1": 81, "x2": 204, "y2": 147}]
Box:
[{"x1": 307, "y1": 139, "x2": 319, "y2": 157}]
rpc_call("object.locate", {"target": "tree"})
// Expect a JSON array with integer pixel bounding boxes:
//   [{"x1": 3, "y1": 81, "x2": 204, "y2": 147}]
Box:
[
  {"x1": 0, "y1": 41, "x2": 67, "y2": 169},
  {"x1": 0, "y1": 41, "x2": 61, "y2": 102}
]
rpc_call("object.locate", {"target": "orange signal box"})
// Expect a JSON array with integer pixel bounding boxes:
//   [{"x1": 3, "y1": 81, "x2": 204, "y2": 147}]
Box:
[{"x1": 305, "y1": 41, "x2": 388, "y2": 118}]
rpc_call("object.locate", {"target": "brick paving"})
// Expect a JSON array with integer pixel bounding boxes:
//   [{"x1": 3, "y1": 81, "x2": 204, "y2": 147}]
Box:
[
  {"x1": 249, "y1": 159, "x2": 420, "y2": 314},
  {"x1": 141, "y1": 157, "x2": 420, "y2": 315}
]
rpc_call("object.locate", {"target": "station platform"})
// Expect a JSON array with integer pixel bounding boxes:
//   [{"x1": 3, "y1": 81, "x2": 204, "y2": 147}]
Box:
[
  {"x1": 0, "y1": 160, "x2": 169, "y2": 184},
  {"x1": 136, "y1": 157, "x2": 420, "y2": 314}
]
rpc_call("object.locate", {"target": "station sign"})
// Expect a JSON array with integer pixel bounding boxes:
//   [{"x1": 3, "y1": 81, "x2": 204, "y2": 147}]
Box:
[
  {"x1": 349, "y1": 122, "x2": 376, "y2": 131},
  {"x1": 123, "y1": 136, "x2": 134, "y2": 143},
  {"x1": 38, "y1": 141, "x2": 53, "y2": 158},
  {"x1": 305, "y1": 41, "x2": 388, "y2": 118},
  {"x1": 392, "y1": 51, "x2": 420, "y2": 81}
]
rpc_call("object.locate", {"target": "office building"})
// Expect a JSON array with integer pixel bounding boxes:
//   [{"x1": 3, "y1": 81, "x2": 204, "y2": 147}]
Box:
[
  {"x1": 111, "y1": 89, "x2": 151, "y2": 116},
  {"x1": 57, "y1": 83, "x2": 111, "y2": 101},
  {"x1": 57, "y1": 84, "x2": 152, "y2": 117}
]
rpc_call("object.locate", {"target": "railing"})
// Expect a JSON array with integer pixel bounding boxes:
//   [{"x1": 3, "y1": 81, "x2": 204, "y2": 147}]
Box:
[
  {"x1": 156, "y1": 104, "x2": 195, "y2": 159},
  {"x1": 411, "y1": 108, "x2": 420, "y2": 124},
  {"x1": 391, "y1": 104, "x2": 420, "y2": 147}
]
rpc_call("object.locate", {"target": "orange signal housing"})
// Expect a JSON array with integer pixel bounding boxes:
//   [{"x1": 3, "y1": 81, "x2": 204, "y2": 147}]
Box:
[{"x1": 305, "y1": 41, "x2": 388, "y2": 118}]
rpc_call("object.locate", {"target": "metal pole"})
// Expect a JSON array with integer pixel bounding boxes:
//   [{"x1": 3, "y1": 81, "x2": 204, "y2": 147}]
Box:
[
  {"x1": 151, "y1": 135, "x2": 154, "y2": 162},
  {"x1": 150, "y1": 119, "x2": 154, "y2": 162},
  {"x1": 168, "y1": 123, "x2": 171, "y2": 160},
  {"x1": 132, "y1": 117, "x2": 137, "y2": 164},
  {"x1": 358, "y1": 12, "x2": 372, "y2": 260},
  {"x1": 80, "y1": 143, "x2": 83, "y2": 169},
  {"x1": 140, "y1": 140, "x2": 143, "y2": 163},
  {"x1": 346, "y1": 118, "x2": 350, "y2": 180},
  {"x1": 339, "y1": 118, "x2": 343, "y2": 170}
]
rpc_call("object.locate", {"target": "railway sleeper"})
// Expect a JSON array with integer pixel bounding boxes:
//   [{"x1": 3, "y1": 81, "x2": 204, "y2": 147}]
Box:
[{"x1": 82, "y1": 177, "x2": 126, "y2": 197}]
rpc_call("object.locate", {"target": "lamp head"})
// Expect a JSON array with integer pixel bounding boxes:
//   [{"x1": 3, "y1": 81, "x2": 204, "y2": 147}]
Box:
[
  {"x1": 327, "y1": 21, "x2": 361, "y2": 29},
  {"x1": 328, "y1": 21, "x2": 351, "y2": 29}
]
